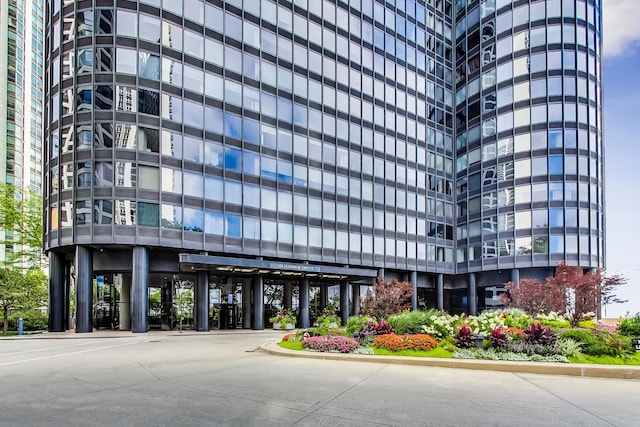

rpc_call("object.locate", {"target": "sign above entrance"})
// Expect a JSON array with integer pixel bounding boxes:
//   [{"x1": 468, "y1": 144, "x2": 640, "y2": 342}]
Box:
[
  {"x1": 178, "y1": 254, "x2": 377, "y2": 280},
  {"x1": 268, "y1": 262, "x2": 321, "y2": 273}
]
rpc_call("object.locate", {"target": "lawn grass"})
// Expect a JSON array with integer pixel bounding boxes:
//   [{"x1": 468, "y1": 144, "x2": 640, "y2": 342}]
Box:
[
  {"x1": 569, "y1": 353, "x2": 640, "y2": 366},
  {"x1": 278, "y1": 341, "x2": 304, "y2": 351},
  {"x1": 373, "y1": 346, "x2": 453, "y2": 358}
]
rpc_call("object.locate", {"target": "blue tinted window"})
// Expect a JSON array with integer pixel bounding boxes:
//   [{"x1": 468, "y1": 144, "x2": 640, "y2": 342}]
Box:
[
  {"x1": 243, "y1": 150, "x2": 260, "y2": 176},
  {"x1": 293, "y1": 104, "x2": 307, "y2": 127},
  {"x1": 243, "y1": 118, "x2": 260, "y2": 144},
  {"x1": 224, "y1": 147, "x2": 242, "y2": 172},
  {"x1": 183, "y1": 100, "x2": 203, "y2": 128},
  {"x1": 225, "y1": 213, "x2": 242, "y2": 238},
  {"x1": 549, "y1": 208, "x2": 564, "y2": 227},
  {"x1": 549, "y1": 130, "x2": 563, "y2": 148},
  {"x1": 224, "y1": 112, "x2": 242, "y2": 139},
  {"x1": 205, "y1": 210, "x2": 223, "y2": 234},
  {"x1": 548, "y1": 155, "x2": 564, "y2": 174},
  {"x1": 183, "y1": 207, "x2": 203, "y2": 232},
  {"x1": 550, "y1": 235, "x2": 564, "y2": 253},
  {"x1": 277, "y1": 159, "x2": 292, "y2": 184},
  {"x1": 205, "y1": 106, "x2": 224, "y2": 134},
  {"x1": 261, "y1": 156, "x2": 277, "y2": 181}
]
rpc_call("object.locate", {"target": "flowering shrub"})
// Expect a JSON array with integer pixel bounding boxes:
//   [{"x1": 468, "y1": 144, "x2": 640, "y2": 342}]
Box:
[
  {"x1": 421, "y1": 313, "x2": 460, "y2": 339},
  {"x1": 303, "y1": 335, "x2": 360, "y2": 353},
  {"x1": 373, "y1": 333, "x2": 439, "y2": 352},
  {"x1": 463, "y1": 310, "x2": 505, "y2": 336},
  {"x1": 456, "y1": 325, "x2": 475, "y2": 349}
]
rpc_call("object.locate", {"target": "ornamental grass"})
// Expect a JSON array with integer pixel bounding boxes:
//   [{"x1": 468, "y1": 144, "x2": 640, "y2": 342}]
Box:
[{"x1": 373, "y1": 333, "x2": 439, "y2": 352}]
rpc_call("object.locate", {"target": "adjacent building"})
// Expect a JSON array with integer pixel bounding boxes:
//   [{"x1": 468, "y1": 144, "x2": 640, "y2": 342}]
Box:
[
  {"x1": 1, "y1": 0, "x2": 45, "y2": 262},
  {"x1": 44, "y1": 0, "x2": 604, "y2": 332}
]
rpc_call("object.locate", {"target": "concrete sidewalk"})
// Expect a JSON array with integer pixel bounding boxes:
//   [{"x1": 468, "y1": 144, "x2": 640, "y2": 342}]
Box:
[
  {"x1": 0, "y1": 328, "x2": 285, "y2": 340},
  {"x1": 260, "y1": 341, "x2": 640, "y2": 380}
]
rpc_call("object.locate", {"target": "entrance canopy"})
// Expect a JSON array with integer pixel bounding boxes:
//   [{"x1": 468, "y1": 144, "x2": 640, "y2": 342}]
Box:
[{"x1": 178, "y1": 254, "x2": 378, "y2": 282}]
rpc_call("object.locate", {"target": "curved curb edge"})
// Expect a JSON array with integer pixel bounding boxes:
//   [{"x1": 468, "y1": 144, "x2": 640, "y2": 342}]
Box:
[{"x1": 259, "y1": 342, "x2": 640, "y2": 380}]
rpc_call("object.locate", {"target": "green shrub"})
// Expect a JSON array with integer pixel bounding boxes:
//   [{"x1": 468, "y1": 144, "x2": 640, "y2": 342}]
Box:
[
  {"x1": 560, "y1": 329, "x2": 633, "y2": 357},
  {"x1": 618, "y1": 315, "x2": 640, "y2": 337},
  {"x1": 438, "y1": 336, "x2": 459, "y2": 352},
  {"x1": 501, "y1": 308, "x2": 532, "y2": 328},
  {"x1": 555, "y1": 338, "x2": 583, "y2": 359},
  {"x1": 537, "y1": 319, "x2": 571, "y2": 329},
  {"x1": 8, "y1": 310, "x2": 48, "y2": 331},
  {"x1": 576, "y1": 320, "x2": 597, "y2": 329},
  {"x1": 346, "y1": 315, "x2": 373, "y2": 335},
  {"x1": 387, "y1": 309, "x2": 439, "y2": 334}
]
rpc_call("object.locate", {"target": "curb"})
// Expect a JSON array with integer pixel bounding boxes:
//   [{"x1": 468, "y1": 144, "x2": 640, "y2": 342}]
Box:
[
  {"x1": 0, "y1": 330, "x2": 285, "y2": 340},
  {"x1": 259, "y1": 342, "x2": 640, "y2": 380}
]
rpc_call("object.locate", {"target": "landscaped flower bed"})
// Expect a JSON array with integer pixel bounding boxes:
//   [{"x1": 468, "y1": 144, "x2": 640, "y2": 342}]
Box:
[{"x1": 277, "y1": 310, "x2": 640, "y2": 366}]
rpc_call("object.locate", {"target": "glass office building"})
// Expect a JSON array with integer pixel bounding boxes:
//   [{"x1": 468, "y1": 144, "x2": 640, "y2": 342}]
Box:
[
  {"x1": 44, "y1": 0, "x2": 604, "y2": 332},
  {"x1": 1, "y1": 0, "x2": 45, "y2": 262}
]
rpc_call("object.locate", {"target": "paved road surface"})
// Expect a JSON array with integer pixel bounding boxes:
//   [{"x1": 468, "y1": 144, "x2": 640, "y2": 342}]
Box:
[{"x1": 1, "y1": 332, "x2": 638, "y2": 426}]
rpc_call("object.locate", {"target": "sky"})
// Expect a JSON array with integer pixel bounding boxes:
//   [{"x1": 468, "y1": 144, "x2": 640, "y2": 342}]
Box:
[{"x1": 600, "y1": 0, "x2": 640, "y2": 317}]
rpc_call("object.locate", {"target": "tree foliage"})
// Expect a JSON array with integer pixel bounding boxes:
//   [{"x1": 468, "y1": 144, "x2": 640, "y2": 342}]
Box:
[
  {"x1": 502, "y1": 263, "x2": 627, "y2": 326},
  {"x1": 361, "y1": 277, "x2": 413, "y2": 320},
  {"x1": 0, "y1": 183, "x2": 44, "y2": 268},
  {"x1": 0, "y1": 268, "x2": 48, "y2": 333}
]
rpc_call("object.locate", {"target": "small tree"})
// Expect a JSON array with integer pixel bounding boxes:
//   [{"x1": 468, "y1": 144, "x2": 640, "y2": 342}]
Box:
[
  {"x1": 502, "y1": 277, "x2": 566, "y2": 315},
  {"x1": 361, "y1": 277, "x2": 413, "y2": 321},
  {"x1": 0, "y1": 183, "x2": 44, "y2": 269},
  {"x1": 0, "y1": 268, "x2": 48, "y2": 333},
  {"x1": 502, "y1": 263, "x2": 627, "y2": 326}
]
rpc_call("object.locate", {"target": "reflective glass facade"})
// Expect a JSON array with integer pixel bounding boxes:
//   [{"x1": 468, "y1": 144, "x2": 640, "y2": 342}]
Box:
[
  {"x1": 454, "y1": 0, "x2": 604, "y2": 273},
  {"x1": 44, "y1": 0, "x2": 604, "y2": 312},
  {"x1": 1, "y1": 0, "x2": 45, "y2": 261}
]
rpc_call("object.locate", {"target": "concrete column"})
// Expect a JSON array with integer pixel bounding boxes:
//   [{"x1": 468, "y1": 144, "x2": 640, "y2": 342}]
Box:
[
  {"x1": 511, "y1": 268, "x2": 520, "y2": 288},
  {"x1": 251, "y1": 275, "x2": 264, "y2": 330},
  {"x1": 48, "y1": 251, "x2": 65, "y2": 332},
  {"x1": 195, "y1": 271, "x2": 209, "y2": 332},
  {"x1": 437, "y1": 274, "x2": 444, "y2": 311},
  {"x1": 75, "y1": 246, "x2": 93, "y2": 333},
  {"x1": 119, "y1": 274, "x2": 131, "y2": 330},
  {"x1": 410, "y1": 271, "x2": 418, "y2": 310},
  {"x1": 283, "y1": 282, "x2": 293, "y2": 309},
  {"x1": 299, "y1": 277, "x2": 310, "y2": 328},
  {"x1": 320, "y1": 284, "x2": 328, "y2": 310},
  {"x1": 468, "y1": 272, "x2": 477, "y2": 315},
  {"x1": 242, "y1": 279, "x2": 252, "y2": 328},
  {"x1": 352, "y1": 284, "x2": 361, "y2": 315},
  {"x1": 64, "y1": 262, "x2": 72, "y2": 330},
  {"x1": 378, "y1": 268, "x2": 385, "y2": 282},
  {"x1": 340, "y1": 280, "x2": 349, "y2": 326},
  {"x1": 131, "y1": 247, "x2": 149, "y2": 333}
]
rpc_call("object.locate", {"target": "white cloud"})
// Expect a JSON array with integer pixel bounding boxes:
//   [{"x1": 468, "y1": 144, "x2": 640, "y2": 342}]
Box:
[{"x1": 603, "y1": 0, "x2": 640, "y2": 57}]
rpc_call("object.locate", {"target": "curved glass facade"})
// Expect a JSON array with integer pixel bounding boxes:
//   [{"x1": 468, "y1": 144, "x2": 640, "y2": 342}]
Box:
[
  {"x1": 453, "y1": 0, "x2": 604, "y2": 273},
  {"x1": 44, "y1": 0, "x2": 457, "y2": 273},
  {"x1": 43, "y1": 0, "x2": 605, "y2": 327}
]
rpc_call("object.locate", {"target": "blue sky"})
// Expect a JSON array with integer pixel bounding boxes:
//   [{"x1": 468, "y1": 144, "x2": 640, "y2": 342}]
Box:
[{"x1": 601, "y1": 0, "x2": 640, "y2": 317}]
